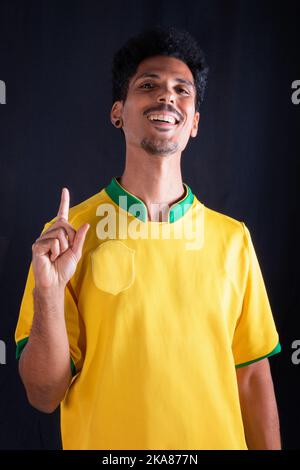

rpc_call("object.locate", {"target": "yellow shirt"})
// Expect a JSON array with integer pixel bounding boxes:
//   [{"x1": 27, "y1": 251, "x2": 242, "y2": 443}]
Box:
[{"x1": 15, "y1": 176, "x2": 281, "y2": 450}]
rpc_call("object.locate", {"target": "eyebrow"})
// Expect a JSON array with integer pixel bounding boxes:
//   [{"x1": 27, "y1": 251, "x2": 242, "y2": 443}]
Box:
[{"x1": 133, "y1": 72, "x2": 195, "y2": 90}]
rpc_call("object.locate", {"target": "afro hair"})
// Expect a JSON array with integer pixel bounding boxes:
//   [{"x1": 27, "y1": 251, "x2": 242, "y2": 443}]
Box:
[{"x1": 112, "y1": 26, "x2": 209, "y2": 112}]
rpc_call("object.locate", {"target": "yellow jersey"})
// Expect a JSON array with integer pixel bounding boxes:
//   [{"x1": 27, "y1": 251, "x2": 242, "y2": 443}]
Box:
[{"x1": 15, "y1": 176, "x2": 281, "y2": 450}]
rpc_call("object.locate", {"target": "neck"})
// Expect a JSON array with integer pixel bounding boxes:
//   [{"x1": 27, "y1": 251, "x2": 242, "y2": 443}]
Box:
[{"x1": 119, "y1": 147, "x2": 185, "y2": 222}]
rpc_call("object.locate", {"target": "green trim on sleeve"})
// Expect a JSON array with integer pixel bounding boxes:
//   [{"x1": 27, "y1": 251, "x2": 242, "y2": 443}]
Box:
[
  {"x1": 16, "y1": 336, "x2": 78, "y2": 377},
  {"x1": 235, "y1": 341, "x2": 281, "y2": 369},
  {"x1": 16, "y1": 336, "x2": 29, "y2": 360},
  {"x1": 70, "y1": 357, "x2": 77, "y2": 377}
]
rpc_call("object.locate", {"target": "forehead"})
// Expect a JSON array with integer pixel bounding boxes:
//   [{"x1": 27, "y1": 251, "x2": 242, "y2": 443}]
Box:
[{"x1": 131, "y1": 55, "x2": 194, "y2": 84}]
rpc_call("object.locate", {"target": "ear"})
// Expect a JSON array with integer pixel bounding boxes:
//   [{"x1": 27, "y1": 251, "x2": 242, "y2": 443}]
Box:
[
  {"x1": 110, "y1": 101, "x2": 123, "y2": 126},
  {"x1": 190, "y1": 111, "x2": 200, "y2": 138}
]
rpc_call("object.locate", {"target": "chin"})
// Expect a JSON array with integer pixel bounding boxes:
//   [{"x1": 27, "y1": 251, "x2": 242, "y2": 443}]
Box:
[{"x1": 140, "y1": 137, "x2": 178, "y2": 156}]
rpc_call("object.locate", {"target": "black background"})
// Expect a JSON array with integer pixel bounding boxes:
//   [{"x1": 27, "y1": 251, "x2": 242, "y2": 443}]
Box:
[{"x1": 0, "y1": 0, "x2": 299, "y2": 449}]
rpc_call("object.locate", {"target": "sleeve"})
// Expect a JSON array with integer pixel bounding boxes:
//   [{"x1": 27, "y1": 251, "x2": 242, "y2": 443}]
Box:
[
  {"x1": 232, "y1": 222, "x2": 281, "y2": 368},
  {"x1": 14, "y1": 222, "x2": 85, "y2": 377}
]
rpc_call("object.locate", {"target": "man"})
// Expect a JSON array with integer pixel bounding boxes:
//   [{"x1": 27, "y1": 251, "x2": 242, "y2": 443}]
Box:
[{"x1": 15, "y1": 26, "x2": 281, "y2": 450}]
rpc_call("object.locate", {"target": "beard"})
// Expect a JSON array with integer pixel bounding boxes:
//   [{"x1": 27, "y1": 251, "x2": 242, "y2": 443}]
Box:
[{"x1": 140, "y1": 137, "x2": 178, "y2": 156}]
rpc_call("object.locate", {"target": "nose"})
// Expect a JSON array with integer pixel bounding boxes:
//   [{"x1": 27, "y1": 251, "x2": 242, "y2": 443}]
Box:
[{"x1": 157, "y1": 87, "x2": 175, "y2": 104}]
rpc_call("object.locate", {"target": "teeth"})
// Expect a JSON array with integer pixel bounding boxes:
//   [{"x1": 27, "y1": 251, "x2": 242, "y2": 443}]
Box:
[{"x1": 147, "y1": 114, "x2": 176, "y2": 124}]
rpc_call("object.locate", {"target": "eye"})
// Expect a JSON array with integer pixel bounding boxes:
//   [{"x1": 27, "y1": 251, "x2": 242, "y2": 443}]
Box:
[
  {"x1": 139, "y1": 82, "x2": 155, "y2": 89},
  {"x1": 177, "y1": 88, "x2": 190, "y2": 95}
]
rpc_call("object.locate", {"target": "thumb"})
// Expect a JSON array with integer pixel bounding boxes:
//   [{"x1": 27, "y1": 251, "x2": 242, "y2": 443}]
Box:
[{"x1": 72, "y1": 223, "x2": 90, "y2": 261}]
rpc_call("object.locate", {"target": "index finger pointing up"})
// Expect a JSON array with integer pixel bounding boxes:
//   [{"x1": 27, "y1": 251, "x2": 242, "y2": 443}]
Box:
[{"x1": 57, "y1": 187, "x2": 70, "y2": 221}]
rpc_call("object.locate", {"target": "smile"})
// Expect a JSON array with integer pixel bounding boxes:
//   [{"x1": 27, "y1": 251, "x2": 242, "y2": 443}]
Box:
[{"x1": 146, "y1": 114, "x2": 180, "y2": 129}]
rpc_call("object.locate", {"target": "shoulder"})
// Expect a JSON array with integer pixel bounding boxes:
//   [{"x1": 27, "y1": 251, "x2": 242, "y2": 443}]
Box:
[{"x1": 198, "y1": 198, "x2": 247, "y2": 244}]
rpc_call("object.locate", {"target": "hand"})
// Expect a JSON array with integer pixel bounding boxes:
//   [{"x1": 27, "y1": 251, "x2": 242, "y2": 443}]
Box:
[{"x1": 32, "y1": 188, "x2": 90, "y2": 290}]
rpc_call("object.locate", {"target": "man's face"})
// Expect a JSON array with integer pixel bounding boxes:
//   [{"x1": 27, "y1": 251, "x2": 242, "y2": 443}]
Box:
[{"x1": 111, "y1": 55, "x2": 200, "y2": 156}]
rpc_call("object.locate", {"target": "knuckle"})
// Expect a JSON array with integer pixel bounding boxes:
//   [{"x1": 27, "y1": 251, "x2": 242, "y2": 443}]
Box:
[
  {"x1": 65, "y1": 228, "x2": 75, "y2": 240},
  {"x1": 59, "y1": 227, "x2": 69, "y2": 238},
  {"x1": 53, "y1": 222, "x2": 71, "y2": 237},
  {"x1": 40, "y1": 228, "x2": 52, "y2": 238},
  {"x1": 61, "y1": 219, "x2": 74, "y2": 230}
]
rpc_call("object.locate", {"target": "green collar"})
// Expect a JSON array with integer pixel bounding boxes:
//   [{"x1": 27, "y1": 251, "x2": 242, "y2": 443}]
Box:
[{"x1": 105, "y1": 176, "x2": 194, "y2": 223}]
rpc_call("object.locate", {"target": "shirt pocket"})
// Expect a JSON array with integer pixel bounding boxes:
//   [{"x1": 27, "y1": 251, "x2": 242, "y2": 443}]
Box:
[{"x1": 90, "y1": 240, "x2": 135, "y2": 295}]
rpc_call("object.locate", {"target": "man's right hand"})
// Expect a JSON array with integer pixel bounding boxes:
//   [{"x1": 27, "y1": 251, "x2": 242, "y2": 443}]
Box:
[{"x1": 32, "y1": 187, "x2": 90, "y2": 290}]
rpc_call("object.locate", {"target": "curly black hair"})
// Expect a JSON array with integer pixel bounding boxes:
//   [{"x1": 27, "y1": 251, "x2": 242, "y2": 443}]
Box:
[{"x1": 112, "y1": 26, "x2": 209, "y2": 112}]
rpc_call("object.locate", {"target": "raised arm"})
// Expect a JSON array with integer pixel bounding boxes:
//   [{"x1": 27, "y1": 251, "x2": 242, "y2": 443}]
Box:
[{"x1": 19, "y1": 188, "x2": 90, "y2": 413}]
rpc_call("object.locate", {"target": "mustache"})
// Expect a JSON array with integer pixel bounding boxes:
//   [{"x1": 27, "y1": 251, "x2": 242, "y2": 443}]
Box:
[{"x1": 144, "y1": 104, "x2": 182, "y2": 122}]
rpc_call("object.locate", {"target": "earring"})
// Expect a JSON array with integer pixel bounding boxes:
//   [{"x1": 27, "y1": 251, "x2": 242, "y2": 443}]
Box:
[{"x1": 115, "y1": 119, "x2": 122, "y2": 127}]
